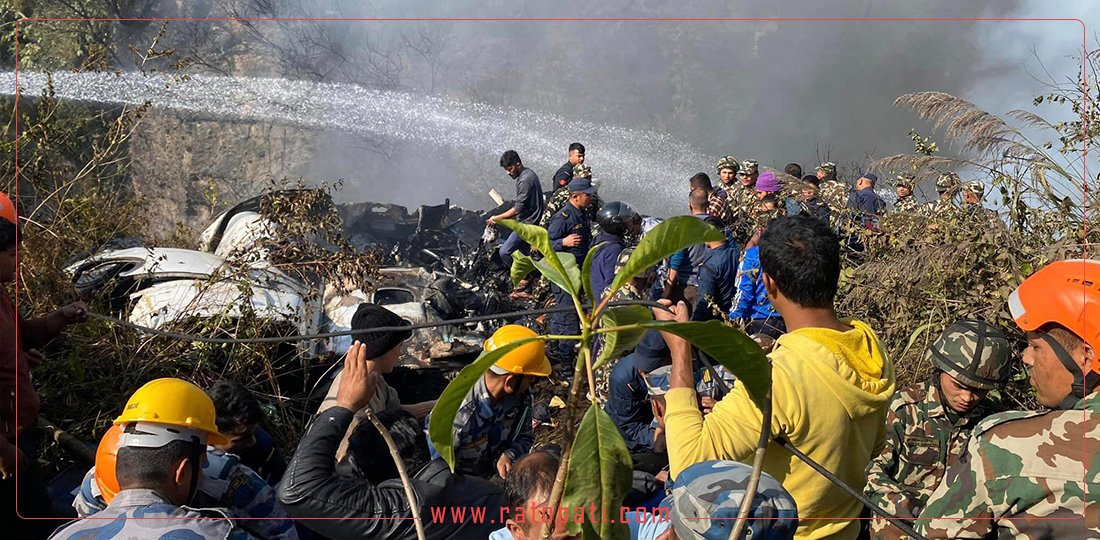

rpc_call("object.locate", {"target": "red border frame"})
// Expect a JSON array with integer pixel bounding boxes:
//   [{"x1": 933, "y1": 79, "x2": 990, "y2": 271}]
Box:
[{"x1": 8, "y1": 15, "x2": 1091, "y2": 532}]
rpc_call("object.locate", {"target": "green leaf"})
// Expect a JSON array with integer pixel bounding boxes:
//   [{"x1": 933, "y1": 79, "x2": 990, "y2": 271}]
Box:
[
  {"x1": 509, "y1": 252, "x2": 537, "y2": 288},
  {"x1": 428, "y1": 336, "x2": 544, "y2": 470},
  {"x1": 499, "y1": 219, "x2": 577, "y2": 296},
  {"x1": 594, "y1": 305, "x2": 653, "y2": 370},
  {"x1": 534, "y1": 252, "x2": 582, "y2": 296},
  {"x1": 638, "y1": 320, "x2": 771, "y2": 409},
  {"x1": 581, "y1": 242, "x2": 606, "y2": 302},
  {"x1": 608, "y1": 216, "x2": 724, "y2": 296},
  {"x1": 561, "y1": 405, "x2": 633, "y2": 539}
]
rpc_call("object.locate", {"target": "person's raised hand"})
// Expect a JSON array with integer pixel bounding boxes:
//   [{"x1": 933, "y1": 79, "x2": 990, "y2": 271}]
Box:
[
  {"x1": 652, "y1": 299, "x2": 689, "y2": 324},
  {"x1": 336, "y1": 341, "x2": 381, "y2": 412},
  {"x1": 496, "y1": 454, "x2": 513, "y2": 478}
]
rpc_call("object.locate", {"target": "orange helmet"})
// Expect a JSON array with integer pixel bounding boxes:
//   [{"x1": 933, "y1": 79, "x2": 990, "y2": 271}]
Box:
[
  {"x1": 1009, "y1": 259, "x2": 1100, "y2": 401},
  {"x1": 0, "y1": 192, "x2": 16, "y2": 225},
  {"x1": 94, "y1": 425, "x2": 123, "y2": 503}
]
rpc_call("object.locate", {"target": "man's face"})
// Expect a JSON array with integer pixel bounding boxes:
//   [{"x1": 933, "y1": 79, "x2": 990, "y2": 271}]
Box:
[
  {"x1": 568, "y1": 149, "x2": 585, "y2": 166},
  {"x1": 0, "y1": 246, "x2": 15, "y2": 283},
  {"x1": 963, "y1": 192, "x2": 979, "y2": 205},
  {"x1": 800, "y1": 184, "x2": 817, "y2": 201},
  {"x1": 719, "y1": 168, "x2": 736, "y2": 184},
  {"x1": 938, "y1": 372, "x2": 988, "y2": 414},
  {"x1": 738, "y1": 172, "x2": 755, "y2": 187},
  {"x1": 504, "y1": 163, "x2": 523, "y2": 179},
  {"x1": 507, "y1": 494, "x2": 580, "y2": 540},
  {"x1": 815, "y1": 169, "x2": 826, "y2": 180},
  {"x1": 572, "y1": 192, "x2": 592, "y2": 209},
  {"x1": 896, "y1": 185, "x2": 911, "y2": 199},
  {"x1": 215, "y1": 422, "x2": 259, "y2": 454},
  {"x1": 368, "y1": 340, "x2": 406, "y2": 374},
  {"x1": 1022, "y1": 331, "x2": 1080, "y2": 407}
]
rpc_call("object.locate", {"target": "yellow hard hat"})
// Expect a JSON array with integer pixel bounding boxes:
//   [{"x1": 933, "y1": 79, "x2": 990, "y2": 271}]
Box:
[
  {"x1": 485, "y1": 325, "x2": 551, "y2": 377},
  {"x1": 114, "y1": 378, "x2": 228, "y2": 446}
]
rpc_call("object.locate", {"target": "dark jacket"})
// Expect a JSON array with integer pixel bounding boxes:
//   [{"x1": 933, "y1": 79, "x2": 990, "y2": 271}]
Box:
[
  {"x1": 847, "y1": 187, "x2": 886, "y2": 216},
  {"x1": 513, "y1": 168, "x2": 545, "y2": 224},
  {"x1": 237, "y1": 426, "x2": 287, "y2": 486},
  {"x1": 799, "y1": 197, "x2": 832, "y2": 222},
  {"x1": 277, "y1": 406, "x2": 504, "y2": 540},
  {"x1": 693, "y1": 241, "x2": 740, "y2": 322},
  {"x1": 591, "y1": 232, "x2": 627, "y2": 298},
  {"x1": 604, "y1": 330, "x2": 670, "y2": 451},
  {"x1": 552, "y1": 161, "x2": 575, "y2": 190},
  {"x1": 548, "y1": 203, "x2": 592, "y2": 264}
]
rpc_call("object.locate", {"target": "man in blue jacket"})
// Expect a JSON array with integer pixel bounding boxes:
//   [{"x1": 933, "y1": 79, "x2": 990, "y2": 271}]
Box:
[
  {"x1": 547, "y1": 178, "x2": 596, "y2": 366},
  {"x1": 604, "y1": 330, "x2": 671, "y2": 453},
  {"x1": 730, "y1": 220, "x2": 786, "y2": 339},
  {"x1": 847, "y1": 173, "x2": 887, "y2": 217},
  {"x1": 591, "y1": 201, "x2": 641, "y2": 299},
  {"x1": 693, "y1": 216, "x2": 740, "y2": 322}
]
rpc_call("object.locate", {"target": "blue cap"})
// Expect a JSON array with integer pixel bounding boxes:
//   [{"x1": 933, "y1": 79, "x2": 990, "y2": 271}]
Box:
[
  {"x1": 567, "y1": 177, "x2": 598, "y2": 194},
  {"x1": 861, "y1": 173, "x2": 879, "y2": 184}
]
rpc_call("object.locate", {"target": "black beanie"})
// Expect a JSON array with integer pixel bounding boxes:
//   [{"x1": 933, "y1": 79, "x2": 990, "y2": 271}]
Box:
[{"x1": 351, "y1": 303, "x2": 413, "y2": 359}]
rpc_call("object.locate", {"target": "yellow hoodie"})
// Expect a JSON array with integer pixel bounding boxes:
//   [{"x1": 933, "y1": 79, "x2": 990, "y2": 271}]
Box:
[{"x1": 664, "y1": 319, "x2": 895, "y2": 540}]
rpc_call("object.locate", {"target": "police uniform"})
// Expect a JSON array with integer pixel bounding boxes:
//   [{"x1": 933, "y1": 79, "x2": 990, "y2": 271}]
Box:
[
  {"x1": 52, "y1": 488, "x2": 256, "y2": 539},
  {"x1": 547, "y1": 201, "x2": 592, "y2": 359}
]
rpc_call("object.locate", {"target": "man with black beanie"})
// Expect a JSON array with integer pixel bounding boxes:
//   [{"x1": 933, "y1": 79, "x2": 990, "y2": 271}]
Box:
[{"x1": 315, "y1": 303, "x2": 435, "y2": 462}]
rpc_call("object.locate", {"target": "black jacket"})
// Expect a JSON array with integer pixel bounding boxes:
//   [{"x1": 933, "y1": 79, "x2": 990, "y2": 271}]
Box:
[{"x1": 277, "y1": 406, "x2": 504, "y2": 540}]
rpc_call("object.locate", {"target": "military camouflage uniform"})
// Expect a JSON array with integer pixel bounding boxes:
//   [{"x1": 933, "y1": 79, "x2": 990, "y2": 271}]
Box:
[
  {"x1": 922, "y1": 172, "x2": 960, "y2": 218},
  {"x1": 894, "y1": 195, "x2": 920, "y2": 213},
  {"x1": 73, "y1": 449, "x2": 298, "y2": 540},
  {"x1": 864, "y1": 378, "x2": 1003, "y2": 539},
  {"x1": 916, "y1": 390, "x2": 1100, "y2": 539},
  {"x1": 51, "y1": 488, "x2": 255, "y2": 539},
  {"x1": 719, "y1": 162, "x2": 760, "y2": 244},
  {"x1": 539, "y1": 167, "x2": 601, "y2": 228}
]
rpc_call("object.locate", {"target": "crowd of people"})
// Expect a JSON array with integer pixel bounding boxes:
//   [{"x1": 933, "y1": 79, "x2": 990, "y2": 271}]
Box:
[{"x1": 1, "y1": 137, "x2": 1097, "y2": 540}]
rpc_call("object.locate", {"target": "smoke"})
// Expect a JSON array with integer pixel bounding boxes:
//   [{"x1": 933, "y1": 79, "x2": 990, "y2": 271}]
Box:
[{"x1": 12, "y1": 0, "x2": 1094, "y2": 216}]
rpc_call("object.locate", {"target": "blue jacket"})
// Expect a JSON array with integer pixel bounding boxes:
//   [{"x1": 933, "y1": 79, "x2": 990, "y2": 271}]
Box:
[
  {"x1": 693, "y1": 241, "x2": 740, "y2": 321},
  {"x1": 591, "y1": 232, "x2": 627, "y2": 298},
  {"x1": 667, "y1": 213, "x2": 710, "y2": 284},
  {"x1": 847, "y1": 187, "x2": 886, "y2": 216},
  {"x1": 548, "y1": 203, "x2": 592, "y2": 265},
  {"x1": 730, "y1": 246, "x2": 781, "y2": 321},
  {"x1": 604, "y1": 330, "x2": 670, "y2": 451}
]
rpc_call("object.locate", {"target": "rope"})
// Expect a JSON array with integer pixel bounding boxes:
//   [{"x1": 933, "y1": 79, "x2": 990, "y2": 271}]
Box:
[{"x1": 85, "y1": 299, "x2": 669, "y2": 344}]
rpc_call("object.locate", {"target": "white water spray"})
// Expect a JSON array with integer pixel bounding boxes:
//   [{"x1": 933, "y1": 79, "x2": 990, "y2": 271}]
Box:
[{"x1": 2, "y1": 70, "x2": 718, "y2": 215}]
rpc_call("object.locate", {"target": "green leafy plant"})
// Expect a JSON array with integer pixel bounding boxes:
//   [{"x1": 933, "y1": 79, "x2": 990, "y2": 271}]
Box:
[{"x1": 429, "y1": 215, "x2": 772, "y2": 539}]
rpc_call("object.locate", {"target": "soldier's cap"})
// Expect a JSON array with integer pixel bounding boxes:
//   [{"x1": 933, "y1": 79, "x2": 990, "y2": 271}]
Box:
[
  {"x1": 936, "y1": 172, "x2": 960, "y2": 192},
  {"x1": 717, "y1": 156, "x2": 740, "y2": 173},
  {"x1": 567, "y1": 177, "x2": 598, "y2": 194},
  {"x1": 816, "y1": 162, "x2": 837, "y2": 173},
  {"x1": 963, "y1": 180, "x2": 985, "y2": 197},
  {"x1": 666, "y1": 460, "x2": 799, "y2": 540},
  {"x1": 573, "y1": 163, "x2": 593, "y2": 177},
  {"x1": 896, "y1": 172, "x2": 915, "y2": 187},
  {"x1": 739, "y1": 160, "x2": 759, "y2": 175},
  {"x1": 645, "y1": 366, "x2": 672, "y2": 397},
  {"x1": 926, "y1": 319, "x2": 1013, "y2": 391}
]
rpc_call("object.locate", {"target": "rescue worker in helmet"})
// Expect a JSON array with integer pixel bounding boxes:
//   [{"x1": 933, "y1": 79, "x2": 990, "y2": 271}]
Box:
[
  {"x1": 918, "y1": 260, "x2": 1100, "y2": 539},
  {"x1": 426, "y1": 325, "x2": 551, "y2": 478},
  {"x1": 50, "y1": 378, "x2": 256, "y2": 539},
  {"x1": 864, "y1": 319, "x2": 1012, "y2": 539},
  {"x1": 590, "y1": 201, "x2": 642, "y2": 299}
]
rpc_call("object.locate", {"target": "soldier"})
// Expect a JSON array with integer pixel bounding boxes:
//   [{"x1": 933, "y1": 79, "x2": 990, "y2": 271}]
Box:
[
  {"x1": 713, "y1": 155, "x2": 740, "y2": 201},
  {"x1": 50, "y1": 378, "x2": 254, "y2": 539},
  {"x1": 546, "y1": 177, "x2": 595, "y2": 365},
  {"x1": 893, "y1": 173, "x2": 920, "y2": 213},
  {"x1": 540, "y1": 163, "x2": 599, "y2": 227},
  {"x1": 727, "y1": 159, "x2": 761, "y2": 245},
  {"x1": 816, "y1": 161, "x2": 849, "y2": 213},
  {"x1": 917, "y1": 260, "x2": 1100, "y2": 538},
  {"x1": 864, "y1": 320, "x2": 1013, "y2": 539},
  {"x1": 921, "y1": 172, "x2": 959, "y2": 217},
  {"x1": 960, "y1": 180, "x2": 998, "y2": 223}
]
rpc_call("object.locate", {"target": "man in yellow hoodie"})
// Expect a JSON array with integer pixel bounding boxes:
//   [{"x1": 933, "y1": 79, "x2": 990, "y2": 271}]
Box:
[{"x1": 657, "y1": 213, "x2": 895, "y2": 540}]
